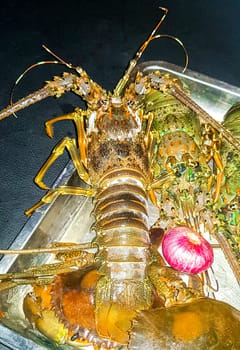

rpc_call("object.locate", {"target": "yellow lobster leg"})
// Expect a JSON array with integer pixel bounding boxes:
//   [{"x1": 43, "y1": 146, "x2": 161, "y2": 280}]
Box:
[
  {"x1": 212, "y1": 150, "x2": 224, "y2": 202},
  {"x1": 45, "y1": 108, "x2": 88, "y2": 167},
  {"x1": 34, "y1": 136, "x2": 89, "y2": 189},
  {"x1": 0, "y1": 247, "x2": 95, "y2": 291},
  {"x1": 148, "y1": 172, "x2": 176, "y2": 206},
  {"x1": 25, "y1": 109, "x2": 94, "y2": 216},
  {"x1": 25, "y1": 186, "x2": 95, "y2": 216},
  {"x1": 205, "y1": 149, "x2": 224, "y2": 202},
  {"x1": 36, "y1": 109, "x2": 88, "y2": 190}
]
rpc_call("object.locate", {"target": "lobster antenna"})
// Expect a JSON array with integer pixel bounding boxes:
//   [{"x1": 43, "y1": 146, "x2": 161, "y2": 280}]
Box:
[
  {"x1": 135, "y1": 6, "x2": 169, "y2": 61},
  {"x1": 152, "y1": 33, "x2": 189, "y2": 72},
  {"x1": 10, "y1": 45, "x2": 77, "y2": 117},
  {"x1": 10, "y1": 60, "x2": 59, "y2": 118},
  {"x1": 113, "y1": 7, "x2": 188, "y2": 96},
  {"x1": 0, "y1": 242, "x2": 95, "y2": 255},
  {"x1": 42, "y1": 44, "x2": 74, "y2": 69}
]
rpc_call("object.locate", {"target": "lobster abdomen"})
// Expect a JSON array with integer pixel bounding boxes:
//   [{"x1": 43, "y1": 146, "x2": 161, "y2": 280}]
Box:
[{"x1": 93, "y1": 168, "x2": 152, "y2": 343}]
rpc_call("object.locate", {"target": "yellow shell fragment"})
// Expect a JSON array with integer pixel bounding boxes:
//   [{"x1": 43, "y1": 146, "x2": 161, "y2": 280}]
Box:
[
  {"x1": 130, "y1": 298, "x2": 240, "y2": 349},
  {"x1": 35, "y1": 310, "x2": 68, "y2": 344},
  {"x1": 172, "y1": 311, "x2": 205, "y2": 341}
]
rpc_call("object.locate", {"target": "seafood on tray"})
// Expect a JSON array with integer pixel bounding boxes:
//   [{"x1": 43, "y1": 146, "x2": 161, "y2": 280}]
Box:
[{"x1": 0, "y1": 7, "x2": 239, "y2": 350}]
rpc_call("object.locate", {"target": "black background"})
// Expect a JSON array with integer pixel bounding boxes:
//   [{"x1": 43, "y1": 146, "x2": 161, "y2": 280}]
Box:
[{"x1": 0, "y1": 0, "x2": 240, "y2": 251}]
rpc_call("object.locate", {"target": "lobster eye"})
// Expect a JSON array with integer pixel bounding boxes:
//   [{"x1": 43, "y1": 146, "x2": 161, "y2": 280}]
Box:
[
  {"x1": 127, "y1": 100, "x2": 134, "y2": 107},
  {"x1": 227, "y1": 152, "x2": 233, "y2": 162},
  {"x1": 99, "y1": 99, "x2": 108, "y2": 109},
  {"x1": 135, "y1": 81, "x2": 146, "y2": 95},
  {"x1": 188, "y1": 160, "x2": 200, "y2": 170},
  {"x1": 78, "y1": 77, "x2": 91, "y2": 96}
]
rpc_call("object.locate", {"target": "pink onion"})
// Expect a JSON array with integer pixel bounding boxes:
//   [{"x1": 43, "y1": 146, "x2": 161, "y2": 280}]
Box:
[{"x1": 161, "y1": 226, "x2": 214, "y2": 274}]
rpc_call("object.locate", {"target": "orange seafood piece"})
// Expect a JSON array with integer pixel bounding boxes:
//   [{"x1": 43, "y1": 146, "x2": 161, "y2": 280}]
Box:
[
  {"x1": 61, "y1": 289, "x2": 95, "y2": 330},
  {"x1": 23, "y1": 269, "x2": 101, "y2": 345},
  {"x1": 96, "y1": 302, "x2": 136, "y2": 344}
]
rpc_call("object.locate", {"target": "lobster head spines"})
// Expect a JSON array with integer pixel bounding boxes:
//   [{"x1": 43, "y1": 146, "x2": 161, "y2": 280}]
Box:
[
  {"x1": 126, "y1": 71, "x2": 185, "y2": 97},
  {"x1": 87, "y1": 96, "x2": 143, "y2": 140},
  {"x1": 68, "y1": 70, "x2": 107, "y2": 109}
]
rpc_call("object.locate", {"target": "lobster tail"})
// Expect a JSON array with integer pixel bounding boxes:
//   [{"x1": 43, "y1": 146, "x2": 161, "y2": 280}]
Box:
[
  {"x1": 95, "y1": 169, "x2": 150, "y2": 270},
  {"x1": 93, "y1": 168, "x2": 152, "y2": 344}
]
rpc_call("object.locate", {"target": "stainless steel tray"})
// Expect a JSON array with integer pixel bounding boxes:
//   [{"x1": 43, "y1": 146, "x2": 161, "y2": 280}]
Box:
[{"x1": 0, "y1": 61, "x2": 240, "y2": 349}]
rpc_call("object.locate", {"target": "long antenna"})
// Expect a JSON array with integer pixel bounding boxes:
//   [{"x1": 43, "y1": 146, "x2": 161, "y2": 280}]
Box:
[
  {"x1": 113, "y1": 7, "x2": 168, "y2": 96},
  {"x1": 9, "y1": 45, "x2": 77, "y2": 118},
  {"x1": 113, "y1": 7, "x2": 188, "y2": 96}
]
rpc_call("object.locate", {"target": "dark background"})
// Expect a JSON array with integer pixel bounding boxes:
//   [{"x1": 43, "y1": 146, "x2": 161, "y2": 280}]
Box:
[
  {"x1": 0, "y1": 1, "x2": 240, "y2": 257},
  {"x1": 0, "y1": 0, "x2": 240, "y2": 349}
]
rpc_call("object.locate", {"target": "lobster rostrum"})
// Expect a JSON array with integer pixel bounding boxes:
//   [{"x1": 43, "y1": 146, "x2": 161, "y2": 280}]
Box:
[{"x1": 0, "y1": 7, "x2": 240, "y2": 350}]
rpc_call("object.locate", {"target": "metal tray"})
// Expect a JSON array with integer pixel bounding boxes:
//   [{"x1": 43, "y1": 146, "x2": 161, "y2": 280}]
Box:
[{"x1": 0, "y1": 61, "x2": 240, "y2": 349}]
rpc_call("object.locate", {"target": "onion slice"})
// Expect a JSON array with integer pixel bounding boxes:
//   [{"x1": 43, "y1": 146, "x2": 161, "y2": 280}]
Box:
[{"x1": 161, "y1": 226, "x2": 214, "y2": 274}]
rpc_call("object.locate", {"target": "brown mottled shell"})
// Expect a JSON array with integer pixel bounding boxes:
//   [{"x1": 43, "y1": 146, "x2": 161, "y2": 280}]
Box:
[{"x1": 87, "y1": 134, "x2": 150, "y2": 184}]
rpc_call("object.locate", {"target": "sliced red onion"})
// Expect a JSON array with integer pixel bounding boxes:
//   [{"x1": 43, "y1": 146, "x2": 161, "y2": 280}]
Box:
[{"x1": 161, "y1": 226, "x2": 214, "y2": 274}]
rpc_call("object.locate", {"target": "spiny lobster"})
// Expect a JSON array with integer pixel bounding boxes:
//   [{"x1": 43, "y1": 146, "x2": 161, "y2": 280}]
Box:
[{"x1": 0, "y1": 7, "x2": 239, "y2": 350}]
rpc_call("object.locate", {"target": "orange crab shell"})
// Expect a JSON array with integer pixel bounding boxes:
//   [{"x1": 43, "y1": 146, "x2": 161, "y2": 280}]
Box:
[{"x1": 23, "y1": 268, "x2": 102, "y2": 346}]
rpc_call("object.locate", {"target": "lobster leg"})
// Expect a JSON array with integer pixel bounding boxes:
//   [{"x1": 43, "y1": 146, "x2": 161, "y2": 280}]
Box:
[
  {"x1": 148, "y1": 171, "x2": 176, "y2": 207},
  {"x1": 212, "y1": 150, "x2": 224, "y2": 201},
  {"x1": 25, "y1": 185, "x2": 95, "y2": 216},
  {"x1": 0, "y1": 248, "x2": 95, "y2": 291},
  {"x1": 45, "y1": 108, "x2": 88, "y2": 167},
  {"x1": 35, "y1": 136, "x2": 89, "y2": 189}
]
